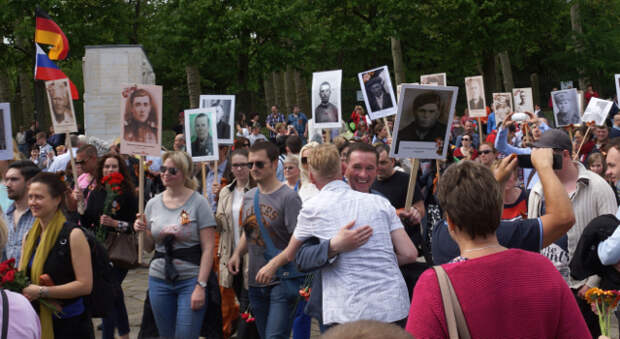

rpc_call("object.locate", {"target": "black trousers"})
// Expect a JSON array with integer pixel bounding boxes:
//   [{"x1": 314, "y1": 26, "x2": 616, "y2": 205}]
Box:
[{"x1": 572, "y1": 288, "x2": 601, "y2": 338}]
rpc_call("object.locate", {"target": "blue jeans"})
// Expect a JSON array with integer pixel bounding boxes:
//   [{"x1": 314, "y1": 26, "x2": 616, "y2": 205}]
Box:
[
  {"x1": 102, "y1": 267, "x2": 130, "y2": 339},
  {"x1": 148, "y1": 276, "x2": 207, "y2": 339},
  {"x1": 248, "y1": 282, "x2": 298, "y2": 339}
]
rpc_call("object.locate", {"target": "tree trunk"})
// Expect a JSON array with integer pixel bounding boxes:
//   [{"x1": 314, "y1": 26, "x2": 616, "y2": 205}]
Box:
[
  {"x1": 272, "y1": 71, "x2": 285, "y2": 112},
  {"x1": 0, "y1": 69, "x2": 10, "y2": 102},
  {"x1": 481, "y1": 54, "x2": 496, "y2": 98},
  {"x1": 263, "y1": 73, "x2": 275, "y2": 113},
  {"x1": 294, "y1": 70, "x2": 310, "y2": 116},
  {"x1": 284, "y1": 65, "x2": 295, "y2": 114},
  {"x1": 237, "y1": 36, "x2": 251, "y2": 116},
  {"x1": 186, "y1": 65, "x2": 201, "y2": 109},
  {"x1": 131, "y1": 0, "x2": 141, "y2": 44},
  {"x1": 498, "y1": 51, "x2": 514, "y2": 93},
  {"x1": 34, "y1": 81, "x2": 50, "y2": 133},
  {"x1": 570, "y1": 3, "x2": 587, "y2": 90},
  {"x1": 18, "y1": 69, "x2": 35, "y2": 128},
  {"x1": 390, "y1": 37, "x2": 406, "y2": 86},
  {"x1": 530, "y1": 73, "x2": 540, "y2": 107},
  {"x1": 494, "y1": 54, "x2": 503, "y2": 92}
]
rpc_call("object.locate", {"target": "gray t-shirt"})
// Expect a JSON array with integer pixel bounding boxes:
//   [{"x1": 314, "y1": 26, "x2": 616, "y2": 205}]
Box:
[
  {"x1": 241, "y1": 185, "x2": 302, "y2": 287},
  {"x1": 145, "y1": 191, "x2": 216, "y2": 280}
]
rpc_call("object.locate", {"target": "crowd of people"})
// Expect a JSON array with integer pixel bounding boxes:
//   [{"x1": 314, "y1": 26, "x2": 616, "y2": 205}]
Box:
[{"x1": 1, "y1": 88, "x2": 620, "y2": 339}]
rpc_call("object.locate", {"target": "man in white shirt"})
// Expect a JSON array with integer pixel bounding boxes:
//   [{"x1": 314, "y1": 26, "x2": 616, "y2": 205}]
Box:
[{"x1": 255, "y1": 143, "x2": 417, "y2": 326}]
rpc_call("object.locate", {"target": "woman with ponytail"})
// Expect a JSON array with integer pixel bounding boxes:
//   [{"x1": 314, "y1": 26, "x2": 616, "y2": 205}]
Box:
[{"x1": 19, "y1": 172, "x2": 94, "y2": 338}]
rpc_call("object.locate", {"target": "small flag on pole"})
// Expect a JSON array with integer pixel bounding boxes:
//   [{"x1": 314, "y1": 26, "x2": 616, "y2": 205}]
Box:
[
  {"x1": 35, "y1": 8, "x2": 69, "y2": 60},
  {"x1": 35, "y1": 44, "x2": 79, "y2": 100}
]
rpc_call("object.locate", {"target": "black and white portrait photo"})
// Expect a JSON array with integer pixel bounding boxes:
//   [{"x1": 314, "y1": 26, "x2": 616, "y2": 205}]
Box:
[
  {"x1": 312, "y1": 69, "x2": 342, "y2": 128},
  {"x1": 45, "y1": 78, "x2": 77, "y2": 134},
  {"x1": 420, "y1": 73, "x2": 447, "y2": 86},
  {"x1": 358, "y1": 65, "x2": 397, "y2": 120},
  {"x1": 551, "y1": 88, "x2": 580, "y2": 127},
  {"x1": 465, "y1": 75, "x2": 486, "y2": 117},
  {"x1": 185, "y1": 108, "x2": 219, "y2": 162},
  {"x1": 582, "y1": 97, "x2": 613, "y2": 126},
  {"x1": 512, "y1": 88, "x2": 534, "y2": 114},
  {"x1": 492, "y1": 93, "x2": 513, "y2": 123},
  {"x1": 0, "y1": 103, "x2": 12, "y2": 160},
  {"x1": 390, "y1": 85, "x2": 458, "y2": 160},
  {"x1": 199, "y1": 94, "x2": 235, "y2": 144},
  {"x1": 561, "y1": 81, "x2": 574, "y2": 90}
]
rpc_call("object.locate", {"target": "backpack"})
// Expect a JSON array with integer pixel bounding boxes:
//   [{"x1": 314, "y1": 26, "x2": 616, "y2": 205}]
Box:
[{"x1": 57, "y1": 223, "x2": 120, "y2": 318}]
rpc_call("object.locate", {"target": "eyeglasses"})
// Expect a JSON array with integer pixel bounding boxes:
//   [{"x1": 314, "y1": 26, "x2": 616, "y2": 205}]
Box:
[
  {"x1": 480, "y1": 150, "x2": 493, "y2": 154},
  {"x1": 301, "y1": 157, "x2": 308, "y2": 165},
  {"x1": 160, "y1": 166, "x2": 179, "y2": 175},
  {"x1": 231, "y1": 163, "x2": 251, "y2": 169},
  {"x1": 248, "y1": 161, "x2": 266, "y2": 169},
  {"x1": 283, "y1": 166, "x2": 297, "y2": 171}
]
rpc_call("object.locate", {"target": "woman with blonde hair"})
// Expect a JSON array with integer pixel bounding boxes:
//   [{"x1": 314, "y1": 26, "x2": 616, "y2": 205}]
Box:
[
  {"x1": 298, "y1": 142, "x2": 320, "y2": 202},
  {"x1": 134, "y1": 151, "x2": 218, "y2": 338}
]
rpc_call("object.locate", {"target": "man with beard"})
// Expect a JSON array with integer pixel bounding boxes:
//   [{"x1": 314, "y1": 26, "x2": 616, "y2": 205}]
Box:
[
  {"x1": 191, "y1": 113, "x2": 214, "y2": 156},
  {"x1": 315, "y1": 82, "x2": 339, "y2": 123},
  {"x1": 47, "y1": 80, "x2": 74, "y2": 125},
  {"x1": 3, "y1": 161, "x2": 41, "y2": 261}
]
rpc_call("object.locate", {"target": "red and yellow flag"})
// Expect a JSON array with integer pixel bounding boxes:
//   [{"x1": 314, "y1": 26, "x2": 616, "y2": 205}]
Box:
[{"x1": 35, "y1": 8, "x2": 69, "y2": 60}]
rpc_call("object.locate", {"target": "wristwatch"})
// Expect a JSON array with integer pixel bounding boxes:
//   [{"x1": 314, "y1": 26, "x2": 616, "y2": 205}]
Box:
[{"x1": 196, "y1": 280, "x2": 207, "y2": 288}]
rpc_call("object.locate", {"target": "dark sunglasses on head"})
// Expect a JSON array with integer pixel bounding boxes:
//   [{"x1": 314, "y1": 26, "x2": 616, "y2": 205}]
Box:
[
  {"x1": 301, "y1": 157, "x2": 308, "y2": 164},
  {"x1": 160, "y1": 166, "x2": 179, "y2": 175},
  {"x1": 231, "y1": 163, "x2": 251, "y2": 169},
  {"x1": 248, "y1": 161, "x2": 266, "y2": 169},
  {"x1": 480, "y1": 150, "x2": 493, "y2": 154}
]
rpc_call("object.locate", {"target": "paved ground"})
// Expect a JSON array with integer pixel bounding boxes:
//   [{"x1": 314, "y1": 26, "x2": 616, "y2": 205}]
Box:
[{"x1": 96, "y1": 263, "x2": 618, "y2": 339}]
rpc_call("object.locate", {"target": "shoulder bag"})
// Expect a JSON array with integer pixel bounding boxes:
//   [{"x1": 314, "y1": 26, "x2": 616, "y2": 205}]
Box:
[{"x1": 433, "y1": 266, "x2": 471, "y2": 339}]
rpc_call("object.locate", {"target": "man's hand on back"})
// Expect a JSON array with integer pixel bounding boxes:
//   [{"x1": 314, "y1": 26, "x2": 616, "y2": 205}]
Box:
[{"x1": 328, "y1": 221, "x2": 373, "y2": 258}]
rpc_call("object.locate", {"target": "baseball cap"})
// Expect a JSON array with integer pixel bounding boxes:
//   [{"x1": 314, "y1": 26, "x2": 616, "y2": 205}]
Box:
[{"x1": 531, "y1": 129, "x2": 572, "y2": 152}]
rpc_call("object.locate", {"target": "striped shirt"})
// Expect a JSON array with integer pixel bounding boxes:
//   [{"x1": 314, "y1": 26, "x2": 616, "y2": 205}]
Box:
[
  {"x1": 293, "y1": 180, "x2": 409, "y2": 324},
  {"x1": 4, "y1": 203, "x2": 36, "y2": 262},
  {"x1": 528, "y1": 162, "x2": 617, "y2": 289}
]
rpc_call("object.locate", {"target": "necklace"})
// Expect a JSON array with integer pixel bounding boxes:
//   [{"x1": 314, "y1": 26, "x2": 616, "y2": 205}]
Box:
[{"x1": 462, "y1": 244, "x2": 502, "y2": 253}]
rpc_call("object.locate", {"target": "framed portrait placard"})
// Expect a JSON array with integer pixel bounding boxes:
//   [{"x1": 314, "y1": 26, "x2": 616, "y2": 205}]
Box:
[
  {"x1": 312, "y1": 69, "x2": 342, "y2": 129},
  {"x1": 120, "y1": 83, "x2": 163, "y2": 157},
  {"x1": 390, "y1": 84, "x2": 458, "y2": 160},
  {"x1": 45, "y1": 78, "x2": 77, "y2": 134},
  {"x1": 615, "y1": 74, "x2": 620, "y2": 106},
  {"x1": 551, "y1": 88, "x2": 580, "y2": 127},
  {"x1": 512, "y1": 88, "x2": 534, "y2": 115},
  {"x1": 582, "y1": 97, "x2": 613, "y2": 126},
  {"x1": 0, "y1": 103, "x2": 13, "y2": 160},
  {"x1": 185, "y1": 108, "x2": 219, "y2": 162},
  {"x1": 492, "y1": 93, "x2": 513, "y2": 123},
  {"x1": 420, "y1": 73, "x2": 447, "y2": 86},
  {"x1": 465, "y1": 75, "x2": 486, "y2": 117},
  {"x1": 199, "y1": 94, "x2": 235, "y2": 145},
  {"x1": 358, "y1": 65, "x2": 397, "y2": 120}
]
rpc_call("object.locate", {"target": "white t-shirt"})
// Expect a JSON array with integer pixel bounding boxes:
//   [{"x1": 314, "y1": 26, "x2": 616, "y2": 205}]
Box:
[
  {"x1": 231, "y1": 186, "x2": 244, "y2": 248},
  {"x1": 293, "y1": 180, "x2": 409, "y2": 324}
]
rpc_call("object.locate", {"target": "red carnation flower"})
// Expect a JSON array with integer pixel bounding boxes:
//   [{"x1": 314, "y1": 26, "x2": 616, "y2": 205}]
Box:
[{"x1": 2, "y1": 270, "x2": 15, "y2": 283}]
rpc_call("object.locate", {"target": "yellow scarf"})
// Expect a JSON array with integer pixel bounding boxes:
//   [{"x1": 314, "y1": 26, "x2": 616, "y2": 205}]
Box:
[{"x1": 19, "y1": 210, "x2": 66, "y2": 339}]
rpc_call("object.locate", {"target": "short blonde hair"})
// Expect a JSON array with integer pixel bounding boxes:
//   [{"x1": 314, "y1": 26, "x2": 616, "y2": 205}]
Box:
[
  {"x1": 284, "y1": 154, "x2": 299, "y2": 166},
  {"x1": 162, "y1": 151, "x2": 198, "y2": 190},
  {"x1": 308, "y1": 144, "x2": 341, "y2": 180}
]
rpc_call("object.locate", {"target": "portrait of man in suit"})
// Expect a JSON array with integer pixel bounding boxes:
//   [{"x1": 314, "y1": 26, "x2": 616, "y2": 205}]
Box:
[
  {"x1": 364, "y1": 70, "x2": 394, "y2": 113},
  {"x1": 191, "y1": 113, "x2": 213, "y2": 156},
  {"x1": 466, "y1": 77, "x2": 485, "y2": 110},
  {"x1": 314, "y1": 81, "x2": 339, "y2": 123}
]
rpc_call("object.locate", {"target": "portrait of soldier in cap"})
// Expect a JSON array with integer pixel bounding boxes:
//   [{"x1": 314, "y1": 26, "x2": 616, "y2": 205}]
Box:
[{"x1": 552, "y1": 89, "x2": 580, "y2": 126}]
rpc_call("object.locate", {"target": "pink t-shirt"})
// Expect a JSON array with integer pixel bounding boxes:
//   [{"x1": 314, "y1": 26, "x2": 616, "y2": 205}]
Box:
[{"x1": 406, "y1": 249, "x2": 589, "y2": 339}]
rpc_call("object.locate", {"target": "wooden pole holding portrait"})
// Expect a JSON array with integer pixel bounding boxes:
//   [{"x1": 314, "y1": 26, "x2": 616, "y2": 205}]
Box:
[
  {"x1": 382, "y1": 117, "x2": 392, "y2": 139},
  {"x1": 573, "y1": 125, "x2": 592, "y2": 161},
  {"x1": 404, "y1": 159, "x2": 420, "y2": 212},
  {"x1": 201, "y1": 162, "x2": 207, "y2": 197},
  {"x1": 66, "y1": 134, "x2": 84, "y2": 214},
  {"x1": 138, "y1": 155, "x2": 145, "y2": 264},
  {"x1": 477, "y1": 117, "x2": 483, "y2": 145}
]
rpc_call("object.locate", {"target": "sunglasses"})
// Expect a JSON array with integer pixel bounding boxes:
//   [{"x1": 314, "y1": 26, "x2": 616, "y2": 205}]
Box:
[
  {"x1": 243, "y1": 143, "x2": 250, "y2": 147},
  {"x1": 248, "y1": 161, "x2": 266, "y2": 169},
  {"x1": 160, "y1": 166, "x2": 179, "y2": 175},
  {"x1": 301, "y1": 157, "x2": 308, "y2": 165},
  {"x1": 462, "y1": 138, "x2": 471, "y2": 141},
  {"x1": 75, "y1": 160, "x2": 86, "y2": 165},
  {"x1": 231, "y1": 163, "x2": 251, "y2": 169},
  {"x1": 480, "y1": 150, "x2": 493, "y2": 154}
]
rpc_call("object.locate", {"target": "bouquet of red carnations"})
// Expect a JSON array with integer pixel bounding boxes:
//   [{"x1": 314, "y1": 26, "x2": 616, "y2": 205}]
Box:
[
  {"x1": 0, "y1": 258, "x2": 61, "y2": 316},
  {"x1": 96, "y1": 172, "x2": 124, "y2": 241}
]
